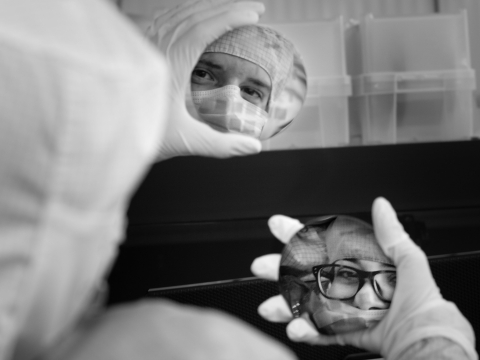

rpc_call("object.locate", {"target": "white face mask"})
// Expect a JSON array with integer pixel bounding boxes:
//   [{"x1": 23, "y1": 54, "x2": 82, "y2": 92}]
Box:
[
  {"x1": 187, "y1": 85, "x2": 268, "y2": 139},
  {"x1": 299, "y1": 287, "x2": 389, "y2": 335}
]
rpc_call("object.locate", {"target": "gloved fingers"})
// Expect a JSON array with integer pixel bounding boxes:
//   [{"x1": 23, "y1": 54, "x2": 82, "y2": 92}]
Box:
[
  {"x1": 333, "y1": 328, "x2": 379, "y2": 354},
  {"x1": 157, "y1": 116, "x2": 261, "y2": 160},
  {"x1": 152, "y1": 0, "x2": 233, "y2": 41},
  {"x1": 169, "y1": 2, "x2": 264, "y2": 75},
  {"x1": 159, "y1": 2, "x2": 263, "y2": 92},
  {"x1": 372, "y1": 197, "x2": 441, "y2": 303},
  {"x1": 173, "y1": 1, "x2": 264, "y2": 52},
  {"x1": 250, "y1": 254, "x2": 281, "y2": 281},
  {"x1": 286, "y1": 318, "x2": 339, "y2": 346},
  {"x1": 157, "y1": 2, "x2": 236, "y2": 53},
  {"x1": 192, "y1": 125, "x2": 262, "y2": 158},
  {"x1": 372, "y1": 197, "x2": 416, "y2": 259},
  {"x1": 162, "y1": 1, "x2": 265, "y2": 94},
  {"x1": 268, "y1": 215, "x2": 305, "y2": 244},
  {"x1": 156, "y1": 1, "x2": 264, "y2": 55},
  {"x1": 286, "y1": 316, "x2": 379, "y2": 352},
  {"x1": 257, "y1": 295, "x2": 293, "y2": 322}
]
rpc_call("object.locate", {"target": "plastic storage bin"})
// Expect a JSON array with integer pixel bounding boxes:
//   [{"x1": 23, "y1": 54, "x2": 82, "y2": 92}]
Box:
[
  {"x1": 257, "y1": 0, "x2": 436, "y2": 24},
  {"x1": 261, "y1": 19, "x2": 352, "y2": 150},
  {"x1": 350, "y1": 11, "x2": 476, "y2": 144}
]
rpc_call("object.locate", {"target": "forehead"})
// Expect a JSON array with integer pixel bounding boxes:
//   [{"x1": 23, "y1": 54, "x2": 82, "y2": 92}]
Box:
[{"x1": 199, "y1": 52, "x2": 271, "y2": 88}]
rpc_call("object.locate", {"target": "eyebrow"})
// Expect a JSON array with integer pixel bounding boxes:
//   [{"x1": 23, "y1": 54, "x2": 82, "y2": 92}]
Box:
[
  {"x1": 340, "y1": 259, "x2": 359, "y2": 265},
  {"x1": 197, "y1": 59, "x2": 271, "y2": 92},
  {"x1": 339, "y1": 259, "x2": 396, "y2": 269},
  {"x1": 246, "y1": 77, "x2": 271, "y2": 91},
  {"x1": 197, "y1": 59, "x2": 224, "y2": 71}
]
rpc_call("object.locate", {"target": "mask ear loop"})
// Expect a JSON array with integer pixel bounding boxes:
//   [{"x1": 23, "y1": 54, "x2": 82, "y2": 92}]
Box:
[
  {"x1": 260, "y1": 50, "x2": 308, "y2": 140},
  {"x1": 185, "y1": 88, "x2": 199, "y2": 119}
]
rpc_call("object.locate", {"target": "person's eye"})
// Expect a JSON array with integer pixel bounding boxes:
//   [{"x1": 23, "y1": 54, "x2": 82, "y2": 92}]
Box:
[
  {"x1": 191, "y1": 69, "x2": 215, "y2": 83},
  {"x1": 337, "y1": 268, "x2": 358, "y2": 279},
  {"x1": 241, "y1": 87, "x2": 263, "y2": 100},
  {"x1": 387, "y1": 273, "x2": 397, "y2": 285}
]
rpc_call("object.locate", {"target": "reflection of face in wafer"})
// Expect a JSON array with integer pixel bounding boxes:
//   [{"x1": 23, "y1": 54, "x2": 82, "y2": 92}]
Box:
[
  {"x1": 187, "y1": 25, "x2": 307, "y2": 140},
  {"x1": 191, "y1": 53, "x2": 272, "y2": 111},
  {"x1": 279, "y1": 216, "x2": 396, "y2": 335},
  {"x1": 189, "y1": 52, "x2": 272, "y2": 138},
  {"x1": 319, "y1": 259, "x2": 395, "y2": 309}
]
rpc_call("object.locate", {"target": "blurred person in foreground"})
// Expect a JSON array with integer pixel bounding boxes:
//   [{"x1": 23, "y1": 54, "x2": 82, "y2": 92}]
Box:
[{"x1": 0, "y1": 0, "x2": 295, "y2": 359}]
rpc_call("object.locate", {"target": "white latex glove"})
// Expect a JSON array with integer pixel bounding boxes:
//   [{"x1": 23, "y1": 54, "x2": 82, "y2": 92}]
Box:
[
  {"x1": 44, "y1": 299, "x2": 297, "y2": 360},
  {"x1": 251, "y1": 197, "x2": 477, "y2": 360},
  {"x1": 145, "y1": 0, "x2": 264, "y2": 161}
]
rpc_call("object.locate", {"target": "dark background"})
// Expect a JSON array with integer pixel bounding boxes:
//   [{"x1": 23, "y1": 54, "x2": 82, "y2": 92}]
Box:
[{"x1": 107, "y1": 140, "x2": 480, "y2": 304}]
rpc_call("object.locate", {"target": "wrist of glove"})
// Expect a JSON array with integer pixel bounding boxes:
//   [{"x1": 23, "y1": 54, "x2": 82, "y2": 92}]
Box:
[
  {"x1": 377, "y1": 300, "x2": 475, "y2": 360},
  {"x1": 251, "y1": 198, "x2": 477, "y2": 360}
]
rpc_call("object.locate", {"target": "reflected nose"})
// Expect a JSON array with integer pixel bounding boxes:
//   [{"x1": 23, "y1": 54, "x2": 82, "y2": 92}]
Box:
[
  {"x1": 353, "y1": 280, "x2": 389, "y2": 310},
  {"x1": 219, "y1": 78, "x2": 242, "y2": 89}
]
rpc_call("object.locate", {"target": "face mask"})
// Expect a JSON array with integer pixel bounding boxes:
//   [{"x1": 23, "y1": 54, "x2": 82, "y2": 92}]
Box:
[
  {"x1": 304, "y1": 289, "x2": 388, "y2": 335},
  {"x1": 280, "y1": 276, "x2": 388, "y2": 335},
  {"x1": 187, "y1": 85, "x2": 268, "y2": 139}
]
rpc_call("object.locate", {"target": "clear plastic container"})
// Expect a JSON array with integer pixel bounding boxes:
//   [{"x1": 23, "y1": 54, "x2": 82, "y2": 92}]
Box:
[
  {"x1": 264, "y1": 76, "x2": 351, "y2": 150},
  {"x1": 262, "y1": 19, "x2": 352, "y2": 150},
  {"x1": 361, "y1": 11, "x2": 472, "y2": 73},
  {"x1": 257, "y1": 0, "x2": 435, "y2": 24},
  {"x1": 354, "y1": 70, "x2": 476, "y2": 144},
  {"x1": 351, "y1": 11, "x2": 477, "y2": 144}
]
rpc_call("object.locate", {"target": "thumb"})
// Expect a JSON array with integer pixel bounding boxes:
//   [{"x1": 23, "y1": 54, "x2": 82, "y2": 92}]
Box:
[
  {"x1": 372, "y1": 197, "x2": 427, "y2": 267},
  {"x1": 157, "y1": 116, "x2": 261, "y2": 160},
  {"x1": 157, "y1": 1, "x2": 264, "y2": 57},
  {"x1": 268, "y1": 215, "x2": 305, "y2": 244},
  {"x1": 372, "y1": 197, "x2": 439, "y2": 299},
  {"x1": 372, "y1": 197, "x2": 414, "y2": 258},
  {"x1": 192, "y1": 124, "x2": 262, "y2": 158}
]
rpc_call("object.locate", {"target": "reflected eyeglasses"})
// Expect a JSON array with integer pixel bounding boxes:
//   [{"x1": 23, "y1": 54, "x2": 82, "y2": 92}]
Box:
[{"x1": 312, "y1": 264, "x2": 396, "y2": 302}]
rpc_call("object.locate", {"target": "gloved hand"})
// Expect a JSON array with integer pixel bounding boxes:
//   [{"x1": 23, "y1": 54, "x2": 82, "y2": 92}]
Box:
[
  {"x1": 45, "y1": 299, "x2": 297, "y2": 360},
  {"x1": 144, "y1": 0, "x2": 265, "y2": 161},
  {"x1": 251, "y1": 197, "x2": 477, "y2": 360}
]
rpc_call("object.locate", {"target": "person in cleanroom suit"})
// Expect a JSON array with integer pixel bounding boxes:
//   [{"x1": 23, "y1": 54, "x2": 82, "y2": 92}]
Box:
[{"x1": 0, "y1": 0, "x2": 295, "y2": 359}]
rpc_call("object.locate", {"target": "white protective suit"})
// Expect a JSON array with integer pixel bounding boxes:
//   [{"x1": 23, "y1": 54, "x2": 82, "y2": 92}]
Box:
[
  {"x1": 0, "y1": 0, "x2": 168, "y2": 358},
  {"x1": 0, "y1": 1, "x2": 295, "y2": 359}
]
